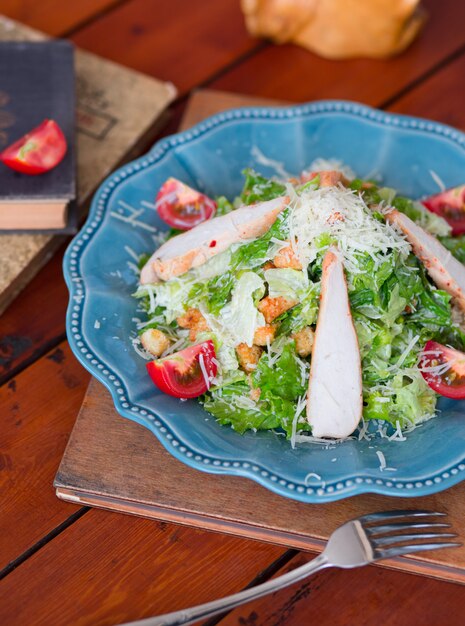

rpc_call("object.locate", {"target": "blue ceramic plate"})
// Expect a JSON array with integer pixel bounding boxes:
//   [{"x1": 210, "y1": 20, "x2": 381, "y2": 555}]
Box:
[{"x1": 64, "y1": 100, "x2": 465, "y2": 502}]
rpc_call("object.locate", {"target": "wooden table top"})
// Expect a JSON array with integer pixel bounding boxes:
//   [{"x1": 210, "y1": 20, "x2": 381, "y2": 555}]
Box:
[{"x1": 2, "y1": 1, "x2": 465, "y2": 624}]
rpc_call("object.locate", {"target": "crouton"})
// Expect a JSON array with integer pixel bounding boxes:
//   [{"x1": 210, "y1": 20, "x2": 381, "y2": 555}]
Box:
[
  {"x1": 263, "y1": 260, "x2": 276, "y2": 271},
  {"x1": 140, "y1": 329, "x2": 171, "y2": 357},
  {"x1": 177, "y1": 308, "x2": 208, "y2": 330},
  {"x1": 273, "y1": 243, "x2": 302, "y2": 269},
  {"x1": 177, "y1": 308, "x2": 209, "y2": 341},
  {"x1": 257, "y1": 296, "x2": 297, "y2": 324},
  {"x1": 236, "y1": 343, "x2": 263, "y2": 373},
  {"x1": 253, "y1": 324, "x2": 277, "y2": 346},
  {"x1": 293, "y1": 326, "x2": 314, "y2": 357}
]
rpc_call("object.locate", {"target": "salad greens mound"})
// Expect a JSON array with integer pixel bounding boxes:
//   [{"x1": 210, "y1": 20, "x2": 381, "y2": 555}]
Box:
[{"x1": 135, "y1": 166, "x2": 465, "y2": 441}]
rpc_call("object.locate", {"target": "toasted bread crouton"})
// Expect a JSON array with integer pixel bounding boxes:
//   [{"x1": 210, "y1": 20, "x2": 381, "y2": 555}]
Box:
[
  {"x1": 273, "y1": 243, "x2": 302, "y2": 269},
  {"x1": 140, "y1": 329, "x2": 171, "y2": 357},
  {"x1": 177, "y1": 308, "x2": 210, "y2": 342},
  {"x1": 177, "y1": 308, "x2": 208, "y2": 330},
  {"x1": 257, "y1": 296, "x2": 297, "y2": 324},
  {"x1": 293, "y1": 326, "x2": 314, "y2": 357},
  {"x1": 253, "y1": 324, "x2": 277, "y2": 346},
  {"x1": 236, "y1": 343, "x2": 263, "y2": 373},
  {"x1": 263, "y1": 260, "x2": 276, "y2": 271}
]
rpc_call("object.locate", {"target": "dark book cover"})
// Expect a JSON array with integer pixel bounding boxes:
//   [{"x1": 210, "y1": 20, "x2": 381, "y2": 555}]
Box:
[{"x1": 0, "y1": 40, "x2": 76, "y2": 232}]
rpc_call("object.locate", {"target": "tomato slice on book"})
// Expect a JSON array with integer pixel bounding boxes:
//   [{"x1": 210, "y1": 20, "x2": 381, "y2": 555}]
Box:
[
  {"x1": 156, "y1": 177, "x2": 217, "y2": 230},
  {"x1": 422, "y1": 185, "x2": 465, "y2": 235},
  {"x1": 0, "y1": 119, "x2": 67, "y2": 175},
  {"x1": 419, "y1": 340, "x2": 465, "y2": 399},
  {"x1": 146, "y1": 340, "x2": 218, "y2": 399}
]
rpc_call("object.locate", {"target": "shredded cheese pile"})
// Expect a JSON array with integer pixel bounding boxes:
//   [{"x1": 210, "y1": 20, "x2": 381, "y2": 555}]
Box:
[{"x1": 287, "y1": 185, "x2": 411, "y2": 275}]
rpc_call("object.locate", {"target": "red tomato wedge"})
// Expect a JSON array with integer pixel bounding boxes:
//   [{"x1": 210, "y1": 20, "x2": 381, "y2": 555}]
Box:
[
  {"x1": 0, "y1": 119, "x2": 67, "y2": 175},
  {"x1": 156, "y1": 177, "x2": 217, "y2": 230},
  {"x1": 419, "y1": 340, "x2": 465, "y2": 399},
  {"x1": 422, "y1": 185, "x2": 465, "y2": 235},
  {"x1": 146, "y1": 340, "x2": 217, "y2": 399}
]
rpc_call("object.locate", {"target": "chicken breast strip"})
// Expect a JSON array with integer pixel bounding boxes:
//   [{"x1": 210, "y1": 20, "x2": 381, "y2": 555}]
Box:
[
  {"x1": 386, "y1": 209, "x2": 465, "y2": 312},
  {"x1": 307, "y1": 249, "x2": 363, "y2": 438},
  {"x1": 140, "y1": 195, "x2": 290, "y2": 284}
]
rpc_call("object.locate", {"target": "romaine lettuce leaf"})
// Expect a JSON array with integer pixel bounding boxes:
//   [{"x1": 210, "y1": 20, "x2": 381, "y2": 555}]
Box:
[
  {"x1": 240, "y1": 168, "x2": 286, "y2": 205},
  {"x1": 363, "y1": 368, "x2": 436, "y2": 427},
  {"x1": 252, "y1": 339, "x2": 308, "y2": 401},
  {"x1": 202, "y1": 382, "x2": 285, "y2": 434},
  {"x1": 264, "y1": 268, "x2": 309, "y2": 300},
  {"x1": 438, "y1": 235, "x2": 465, "y2": 264},
  {"x1": 218, "y1": 271, "x2": 266, "y2": 346}
]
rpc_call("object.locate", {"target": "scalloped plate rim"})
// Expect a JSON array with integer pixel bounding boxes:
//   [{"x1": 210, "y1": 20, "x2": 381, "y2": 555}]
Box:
[{"x1": 64, "y1": 98, "x2": 465, "y2": 503}]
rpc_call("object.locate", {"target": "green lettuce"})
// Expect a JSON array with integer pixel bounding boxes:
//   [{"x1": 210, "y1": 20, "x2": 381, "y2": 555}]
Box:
[
  {"x1": 218, "y1": 271, "x2": 266, "y2": 346},
  {"x1": 264, "y1": 268, "x2": 309, "y2": 300},
  {"x1": 240, "y1": 168, "x2": 286, "y2": 205},
  {"x1": 439, "y1": 235, "x2": 465, "y2": 264},
  {"x1": 252, "y1": 339, "x2": 308, "y2": 402}
]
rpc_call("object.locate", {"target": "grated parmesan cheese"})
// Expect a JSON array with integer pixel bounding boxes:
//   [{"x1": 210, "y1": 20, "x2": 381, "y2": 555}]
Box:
[
  {"x1": 290, "y1": 394, "x2": 307, "y2": 449},
  {"x1": 287, "y1": 185, "x2": 411, "y2": 276},
  {"x1": 376, "y1": 450, "x2": 387, "y2": 471},
  {"x1": 304, "y1": 472, "x2": 322, "y2": 485},
  {"x1": 306, "y1": 158, "x2": 356, "y2": 181},
  {"x1": 250, "y1": 145, "x2": 291, "y2": 181},
  {"x1": 429, "y1": 169, "x2": 446, "y2": 192},
  {"x1": 376, "y1": 449, "x2": 397, "y2": 472},
  {"x1": 198, "y1": 352, "x2": 212, "y2": 390}
]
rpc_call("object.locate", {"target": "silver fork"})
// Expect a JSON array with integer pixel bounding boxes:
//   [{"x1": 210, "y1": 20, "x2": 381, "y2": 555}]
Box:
[{"x1": 123, "y1": 510, "x2": 459, "y2": 626}]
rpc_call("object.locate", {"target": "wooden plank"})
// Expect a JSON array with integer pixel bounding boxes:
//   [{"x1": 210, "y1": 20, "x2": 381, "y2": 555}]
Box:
[
  {"x1": 217, "y1": 552, "x2": 465, "y2": 626},
  {"x1": 211, "y1": 0, "x2": 465, "y2": 105},
  {"x1": 0, "y1": 508, "x2": 285, "y2": 625},
  {"x1": 55, "y1": 377, "x2": 465, "y2": 585},
  {"x1": 0, "y1": 244, "x2": 68, "y2": 384},
  {"x1": 0, "y1": 0, "x2": 122, "y2": 36},
  {"x1": 71, "y1": 0, "x2": 260, "y2": 96},
  {"x1": 388, "y1": 50, "x2": 465, "y2": 129},
  {"x1": 0, "y1": 341, "x2": 90, "y2": 571}
]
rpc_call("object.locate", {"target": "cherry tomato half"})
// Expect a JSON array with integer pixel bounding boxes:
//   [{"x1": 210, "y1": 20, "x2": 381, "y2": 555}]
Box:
[
  {"x1": 156, "y1": 178, "x2": 217, "y2": 230},
  {"x1": 419, "y1": 340, "x2": 465, "y2": 399},
  {"x1": 0, "y1": 119, "x2": 67, "y2": 175},
  {"x1": 146, "y1": 340, "x2": 217, "y2": 399},
  {"x1": 422, "y1": 185, "x2": 465, "y2": 236}
]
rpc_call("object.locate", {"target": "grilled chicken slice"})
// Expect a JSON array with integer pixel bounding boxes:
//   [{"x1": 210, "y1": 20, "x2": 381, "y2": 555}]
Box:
[
  {"x1": 386, "y1": 209, "x2": 465, "y2": 312},
  {"x1": 307, "y1": 249, "x2": 362, "y2": 438},
  {"x1": 140, "y1": 195, "x2": 289, "y2": 284}
]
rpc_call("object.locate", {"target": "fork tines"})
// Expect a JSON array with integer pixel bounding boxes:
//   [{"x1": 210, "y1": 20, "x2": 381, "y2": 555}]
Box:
[{"x1": 357, "y1": 510, "x2": 461, "y2": 560}]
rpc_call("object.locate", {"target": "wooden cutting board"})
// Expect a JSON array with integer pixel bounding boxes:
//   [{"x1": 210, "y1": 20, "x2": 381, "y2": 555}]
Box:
[{"x1": 56, "y1": 89, "x2": 465, "y2": 585}]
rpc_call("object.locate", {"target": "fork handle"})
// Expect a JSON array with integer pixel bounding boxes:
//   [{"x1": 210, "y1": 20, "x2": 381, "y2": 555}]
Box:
[{"x1": 122, "y1": 554, "x2": 330, "y2": 626}]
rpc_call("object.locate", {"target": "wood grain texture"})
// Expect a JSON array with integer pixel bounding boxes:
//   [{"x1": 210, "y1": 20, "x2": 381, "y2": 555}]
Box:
[
  {"x1": 0, "y1": 341, "x2": 89, "y2": 571},
  {"x1": 71, "y1": 0, "x2": 259, "y2": 96},
  {"x1": 55, "y1": 377, "x2": 465, "y2": 584},
  {"x1": 211, "y1": 0, "x2": 465, "y2": 105},
  {"x1": 0, "y1": 508, "x2": 284, "y2": 626},
  {"x1": 0, "y1": 0, "x2": 122, "y2": 36},
  {"x1": 0, "y1": 244, "x2": 68, "y2": 384},
  {"x1": 388, "y1": 51, "x2": 465, "y2": 129},
  {"x1": 218, "y1": 552, "x2": 465, "y2": 626}
]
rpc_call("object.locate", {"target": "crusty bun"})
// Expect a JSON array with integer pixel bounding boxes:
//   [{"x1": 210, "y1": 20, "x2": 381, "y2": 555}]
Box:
[{"x1": 242, "y1": 0, "x2": 426, "y2": 59}]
